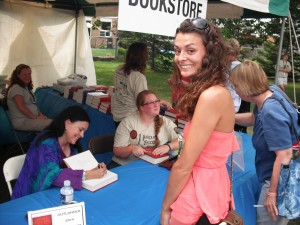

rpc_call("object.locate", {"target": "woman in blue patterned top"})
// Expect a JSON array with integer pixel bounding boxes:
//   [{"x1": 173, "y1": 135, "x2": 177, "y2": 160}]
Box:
[{"x1": 12, "y1": 106, "x2": 107, "y2": 199}]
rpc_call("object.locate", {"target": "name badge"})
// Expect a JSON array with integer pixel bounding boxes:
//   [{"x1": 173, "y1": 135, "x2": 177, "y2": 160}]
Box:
[{"x1": 28, "y1": 202, "x2": 86, "y2": 225}]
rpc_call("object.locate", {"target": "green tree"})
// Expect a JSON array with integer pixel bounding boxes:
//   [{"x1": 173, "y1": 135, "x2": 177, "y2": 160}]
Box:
[{"x1": 252, "y1": 41, "x2": 278, "y2": 77}]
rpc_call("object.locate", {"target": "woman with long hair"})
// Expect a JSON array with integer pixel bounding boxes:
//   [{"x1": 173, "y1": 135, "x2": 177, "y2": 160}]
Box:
[
  {"x1": 6, "y1": 64, "x2": 52, "y2": 131},
  {"x1": 12, "y1": 106, "x2": 107, "y2": 199},
  {"x1": 160, "y1": 18, "x2": 239, "y2": 225},
  {"x1": 111, "y1": 42, "x2": 149, "y2": 127}
]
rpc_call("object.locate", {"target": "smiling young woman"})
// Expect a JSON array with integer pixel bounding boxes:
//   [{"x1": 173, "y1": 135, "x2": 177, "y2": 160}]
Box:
[{"x1": 160, "y1": 18, "x2": 239, "y2": 225}]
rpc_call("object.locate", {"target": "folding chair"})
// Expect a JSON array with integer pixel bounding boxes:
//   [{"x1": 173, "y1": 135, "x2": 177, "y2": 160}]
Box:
[
  {"x1": 0, "y1": 99, "x2": 36, "y2": 154},
  {"x1": 88, "y1": 133, "x2": 116, "y2": 167},
  {"x1": 88, "y1": 133, "x2": 115, "y2": 154},
  {"x1": 3, "y1": 154, "x2": 26, "y2": 196}
]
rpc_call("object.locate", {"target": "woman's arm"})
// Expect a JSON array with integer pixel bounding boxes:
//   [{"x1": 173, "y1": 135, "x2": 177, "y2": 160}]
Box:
[
  {"x1": 264, "y1": 148, "x2": 293, "y2": 221},
  {"x1": 152, "y1": 139, "x2": 179, "y2": 155},
  {"x1": 161, "y1": 87, "x2": 232, "y2": 225},
  {"x1": 235, "y1": 112, "x2": 254, "y2": 127},
  {"x1": 114, "y1": 144, "x2": 145, "y2": 158},
  {"x1": 14, "y1": 95, "x2": 37, "y2": 118}
]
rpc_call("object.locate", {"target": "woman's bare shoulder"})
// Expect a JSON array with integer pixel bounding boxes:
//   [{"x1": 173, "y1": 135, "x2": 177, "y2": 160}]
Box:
[{"x1": 201, "y1": 85, "x2": 230, "y2": 100}]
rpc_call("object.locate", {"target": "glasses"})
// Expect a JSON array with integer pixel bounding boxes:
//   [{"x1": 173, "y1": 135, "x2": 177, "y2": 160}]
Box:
[
  {"x1": 142, "y1": 99, "x2": 160, "y2": 106},
  {"x1": 191, "y1": 18, "x2": 210, "y2": 33}
]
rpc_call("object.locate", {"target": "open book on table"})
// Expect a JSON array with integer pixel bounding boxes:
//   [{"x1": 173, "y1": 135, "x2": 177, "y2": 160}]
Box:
[{"x1": 63, "y1": 150, "x2": 118, "y2": 192}]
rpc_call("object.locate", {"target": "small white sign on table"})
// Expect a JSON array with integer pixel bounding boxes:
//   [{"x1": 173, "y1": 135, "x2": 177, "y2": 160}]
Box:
[{"x1": 28, "y1": 202, "x2": 86, "y2": 225}]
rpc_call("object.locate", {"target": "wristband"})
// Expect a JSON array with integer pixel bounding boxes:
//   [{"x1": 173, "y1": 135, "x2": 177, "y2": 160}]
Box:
[
  {"x1": 128, "y1": 144, "x2": 133, "y2": 153},
  {"x1": 82, "y1": 171, "x2": 86, "y2": 181},
  {"x1": 165, "y1": 143, "x2": 172, "y2": 151}
]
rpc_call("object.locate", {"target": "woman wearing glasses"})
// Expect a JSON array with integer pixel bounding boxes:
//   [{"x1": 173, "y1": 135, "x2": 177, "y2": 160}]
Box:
[
  {"x1": 113, "y1": 90, "x2": 179, "y2": 165},
  {"x1": 160, "y1": 18, "x2": 239, "y2": 225},
  {"x1": 5, "y1": 64, "x2": 52, "y2": 131}
]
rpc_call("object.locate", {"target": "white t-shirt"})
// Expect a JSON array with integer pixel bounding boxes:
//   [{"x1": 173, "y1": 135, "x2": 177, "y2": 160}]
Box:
[
  {"x1": 226, "y1": 60, "x2": 241, "y2": 113},
  {"x1": 113, "y1": 114, "x2": 178, "y2": 165},
  {"x1": 7, "y1": 84, "x2": 38, "y2": 119},
  {"x1": 111, "y1": 66, "x2": 148, "y2": 122},
  {"x1": 277, "y1": 60, "x2": 291, "y2": 78}
]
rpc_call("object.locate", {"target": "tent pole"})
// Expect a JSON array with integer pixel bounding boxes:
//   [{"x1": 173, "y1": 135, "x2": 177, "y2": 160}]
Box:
[
  {"x1": 275, "y1": 17, "x2": 286, "y2": 85},
  {"x1": 289, "y1": 11, "x2": 300, "y2": 104},
  {"x1": 74, "y1": 10, "x2": 79, "y2": 74}
]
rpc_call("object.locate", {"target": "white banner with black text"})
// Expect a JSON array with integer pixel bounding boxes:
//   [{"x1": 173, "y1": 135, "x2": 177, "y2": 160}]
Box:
[{"x1": 118, "y1": 0, "x2": 208, "y2": 37}]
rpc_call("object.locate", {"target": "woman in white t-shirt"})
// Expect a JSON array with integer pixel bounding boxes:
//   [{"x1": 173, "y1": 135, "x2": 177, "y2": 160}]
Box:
[
  {"x1": 113, "y1": 90, "x2": 179, "y2": 165},
  {"x1": 111, "y1": 42, "x2": 149, "y2": 127},
  {"x1": 111, "y1": 43, "x2": 171, "y2": 128},
  {"x1": 6, "y1": 64, "x2": 52, "y2": 131}
]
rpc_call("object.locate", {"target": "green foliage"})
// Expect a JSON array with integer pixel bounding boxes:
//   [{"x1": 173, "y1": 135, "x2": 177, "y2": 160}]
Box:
[
  {"x1": 252, "y1": 41, "x2": 278, "y2": 77},
  {"x1": 92, "y1": 19, "x2": 101, "y2": 30}
]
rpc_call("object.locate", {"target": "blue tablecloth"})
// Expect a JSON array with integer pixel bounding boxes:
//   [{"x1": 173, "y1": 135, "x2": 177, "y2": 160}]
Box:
[
  {"x1": 0, "y1": 133, "x2": 260, "y2": 225},
  {"x1": 34, "y1": 87, "x2": 116, "y2": 150}
]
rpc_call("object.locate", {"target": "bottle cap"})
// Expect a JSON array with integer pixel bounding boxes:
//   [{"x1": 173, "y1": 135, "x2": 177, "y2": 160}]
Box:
[{"x1": 64, "y1": 180, "x2": 71, "y2": 186}]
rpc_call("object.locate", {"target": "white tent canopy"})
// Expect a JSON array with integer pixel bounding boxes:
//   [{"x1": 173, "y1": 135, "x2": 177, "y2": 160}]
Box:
[{"x1": 0, "y1": 1, "x2": 96, "y2": 89}]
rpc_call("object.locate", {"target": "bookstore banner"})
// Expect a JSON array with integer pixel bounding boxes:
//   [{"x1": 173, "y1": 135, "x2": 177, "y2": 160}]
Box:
[{"x1": 118, "y1": 0, "x2": 208, "y2": 37}]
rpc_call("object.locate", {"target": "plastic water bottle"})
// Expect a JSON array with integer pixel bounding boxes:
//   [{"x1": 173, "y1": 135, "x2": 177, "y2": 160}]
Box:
[{"x1": 60, "y1": 180, "x2": 74, "y2": 204}]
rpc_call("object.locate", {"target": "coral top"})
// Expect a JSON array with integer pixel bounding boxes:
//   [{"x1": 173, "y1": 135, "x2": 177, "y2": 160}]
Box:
[{"x1": 171, "y1": 122, "x2": 239, "y2": 224}]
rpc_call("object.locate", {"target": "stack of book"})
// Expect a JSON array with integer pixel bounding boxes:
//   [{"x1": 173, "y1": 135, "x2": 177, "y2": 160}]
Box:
[
  {"x1": 164, "y1": 108, "x2": 181, "y2": 125},
  {"x1": 73, "y1": 87, "x2": 96, "y2": 104},
  {"x1": 86, "y1": 92, "x2": 110, "y2": 109},
  {"x1": 90, "y1": 85, "x2": 109, "y2": 94},
  {"x1": 63, "y1": 86, "x2": 83, "y2": 99},
  {"x1": 99, "y1": 102, "x2": 111, "y2": 114},
  {"x1": 177, "y1": 117, "x2": 188, "y2": 132}
]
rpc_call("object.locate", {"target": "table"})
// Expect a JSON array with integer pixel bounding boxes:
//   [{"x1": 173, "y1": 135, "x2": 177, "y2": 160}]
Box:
[
  {"x1": 0, "y1": 133, "x2": 260, "y2": 225},
  {"x1": 34, "y1": 87, "x2": 116, "y2": 150}
]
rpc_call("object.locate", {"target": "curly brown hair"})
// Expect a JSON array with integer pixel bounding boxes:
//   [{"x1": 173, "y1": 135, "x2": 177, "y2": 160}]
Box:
[
  {"x1": 175, "y1": 19, "x2": 228, "y2": 120},
  {"x1": 136, "y1": 90, "x2": 163, "y2": 148}
]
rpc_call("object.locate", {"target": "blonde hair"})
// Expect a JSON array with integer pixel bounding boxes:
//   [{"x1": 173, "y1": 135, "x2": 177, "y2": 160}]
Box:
[
  {"x1": 230, "y1": 60, "x2": 269, "y2": 97},
  {"x1": 227, "y1": 38, "x2": 240, "y2": 55}
]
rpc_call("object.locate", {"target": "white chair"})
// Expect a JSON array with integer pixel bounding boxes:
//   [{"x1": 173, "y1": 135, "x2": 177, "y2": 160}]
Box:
[{"x1": 3, "y1": 154, "x2": 26, "y2": 196}]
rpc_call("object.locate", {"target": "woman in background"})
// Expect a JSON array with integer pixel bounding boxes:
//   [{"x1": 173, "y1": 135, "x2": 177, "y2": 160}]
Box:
[
  {"x1": 111, "y1": 42, "x2": 149, "y2": 127},
  {"x1": 6, "y1": 64, "x2": 52, "y2": 131},
  {"x1": 161, "y1": 18, "x2": 238, "y2": 225},
  {"x1": 112, "y1": 43, "x2": 171, "y2": 128},
  {"x1": 231, "y1": 60, "x2": 296, "y2": 225},
  {"x1": 12, "y1": 106, "x2": 107, "y2": 199}
]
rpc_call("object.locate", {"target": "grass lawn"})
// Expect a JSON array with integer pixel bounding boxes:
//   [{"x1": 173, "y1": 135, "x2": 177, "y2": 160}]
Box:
[{"x1": 92, "y1": 48, "x2": 115, "y2": 57}]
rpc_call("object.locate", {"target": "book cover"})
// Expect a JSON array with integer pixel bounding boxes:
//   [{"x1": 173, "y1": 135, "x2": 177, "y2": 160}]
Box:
[
  {"x1": 138, "y1": 150, "x2": 169, "y2": 164},
  {"x1": 178, "y1": 117, "x2": 188, "y2": 125},
  {"x1": 165, "y1": 108, "x2": 180, "y2": 118},
  {"x1": 63, "y1": 151, "x2": 118, "y2": 192}
]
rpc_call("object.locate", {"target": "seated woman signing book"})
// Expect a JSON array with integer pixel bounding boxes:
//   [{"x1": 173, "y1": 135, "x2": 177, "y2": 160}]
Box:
[
  {"x1": 12, "y1": 106, "x2": 107, "y2": 199},
  {"x1": 113, "y1": 90, "x2": 179, "y2": 165}
]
